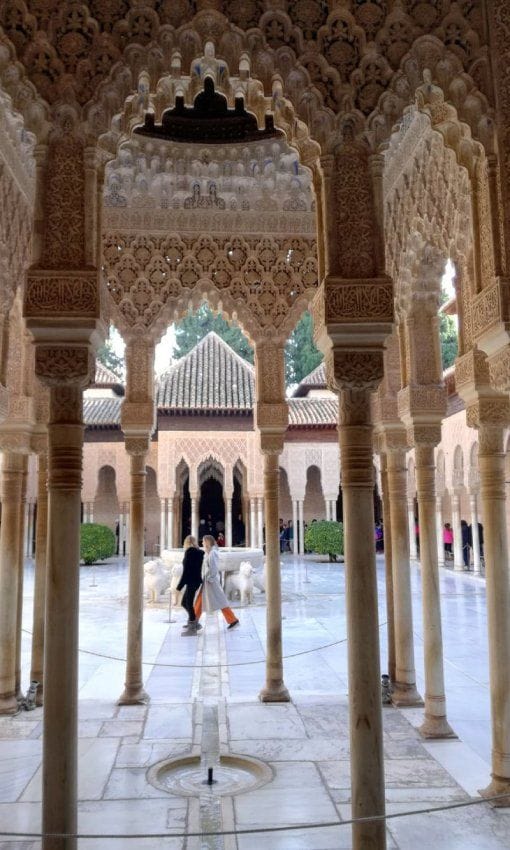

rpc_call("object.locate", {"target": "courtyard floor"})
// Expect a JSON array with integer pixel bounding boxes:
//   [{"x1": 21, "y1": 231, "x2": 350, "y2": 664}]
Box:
[{"x1": 0, "y1": 553, "x2": 509, "y2": 849}]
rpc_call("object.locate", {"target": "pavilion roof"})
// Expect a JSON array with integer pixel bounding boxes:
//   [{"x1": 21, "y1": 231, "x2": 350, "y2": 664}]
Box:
[
  {"x1": 291, "y1": 362, "x2": 327, "y2": 397},
  {"x1": 156, "y1": 332, "x2": 254, "y2": 413}
]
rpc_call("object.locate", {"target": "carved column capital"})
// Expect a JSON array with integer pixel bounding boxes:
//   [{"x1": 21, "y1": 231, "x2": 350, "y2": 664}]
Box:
[
  {"x1": 326, "y1": 348, "x2": 384, "y2": 393},
  {"x1": 124, "y1": 436, "x2": 151, "y2": 457},
  {"x1": 34, "y1": 346, "x2": 95, "y2": 389},
  {"x1": 254, "y1": 342, "x2": 288, "y2": 454}
]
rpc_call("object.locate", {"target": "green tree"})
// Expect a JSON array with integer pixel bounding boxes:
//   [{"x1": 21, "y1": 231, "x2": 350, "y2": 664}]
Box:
[
  {"x1": 80, "y1": 523, "x2": 116, "y2": 565},
  {"x1": 304, "y1": 520, "x2": 344, "y2": 562},
  {"x1": 173, "y1": 304, "x2": 254, "y2": 363},
  {"x1": 285, "y1": 311, "x2": 323, "y2": 385},
  {"x1": 439, "y1": 290, "x2": 458, "y2": 370},
  {"x1": 96, "y1": 337, "x2": 124, "y2": 378}
]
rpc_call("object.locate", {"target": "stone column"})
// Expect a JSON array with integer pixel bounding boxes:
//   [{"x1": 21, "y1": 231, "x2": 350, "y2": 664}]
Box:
[
  {"x1": 167, "y1": 498, "x2": 174, "y2": 551},
  {"x1": 89, "y1": 501, "x2": 94, "y2": 524},
  {"x1": 408, "y1": 499, "x2": 418, "y2": 561},
  {"x1": 0, "y1": 453, "x2": 27, "y2": 713},
  {"x1": 292, "y1": 499, "x2": 298, "y2": 554},
  {"x1": 414, "y1": 443, "x2": 454, "y2": 738},
  {"x1": 477, "y1": 424, "x2": 510, "y2": 801},
  {"x1": 379, "y1": 451, "x2": 396, "y2": 684},
  {"x1": 191, "y1": 493, "x2": 199, "y2": 542},
  {"x1": 257, "y1": 497, "x2": 264, "y2": 550},
  {"x1": 259, "y1": 453, "x2": 290, "y2": 702},
  {"x1": 159, "y1": 498, "x2": 166, "y2": 553},
  {"x1": 225, "y1": 495, "x2": 233, "y2": 547},
  {"x1": 254, "y1": 341, "x2": 289, "y2": 702},
  {"x1": 250, "y1": 498, "x2": 257, "y2": 547},
  {"x1": 125, "y1": 511, "x2": 130, "y2": 556},
  {"x1": 42, "y1": 384, "x2": 86, "y2": 850},
  {"x1": 470, "y1": 492, "x2": 481, "y2": 573},
  {"x1": 452, "y1": 492, "x2": 464, "y2": 570},
  {"x1": 387, "y1": 449, "x2": 422, "y2": 706},
  {"x1": 340, "y1": 387, "x2": 385, "y2": 850},
  {"x1": 436, "y1": 495, "x2": 445, "y2": 568},
  {"x1": 118, "y1": 506, "x2": 125, "y2": 556},
  {"x1": 15, "y1": 456, "x2": 28, "y2": 699},
  {"x1": 298, "y1": 499, "x2": 305, "y2": 553},
  {"x1": 118, "y1": 443, "x2": 149, "y2": 705},
  {"x1": 30, "y1": 453, "x2": 48, "y2": 704}
]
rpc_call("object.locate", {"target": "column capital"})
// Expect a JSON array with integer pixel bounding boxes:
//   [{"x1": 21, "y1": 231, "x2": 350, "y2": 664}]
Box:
[
  {"x1": 35, "y1": 345, "x2": 95, "y2": 389},
  {"x1": 124, "y1": 436, "x2": 150, "y2": 457}
]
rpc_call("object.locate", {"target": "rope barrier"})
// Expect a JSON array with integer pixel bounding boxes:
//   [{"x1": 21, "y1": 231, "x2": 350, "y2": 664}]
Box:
[
  {"x1": 0, "y1": 791, "x2": 508, "y2": 839},
  {"x1": 21, "y1": 623, "x2": 385, "y2": 668}
]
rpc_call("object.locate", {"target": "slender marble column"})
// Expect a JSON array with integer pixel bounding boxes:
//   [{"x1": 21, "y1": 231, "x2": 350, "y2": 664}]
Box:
[
  {"x1": 436, "y1": 496, "x2": 445, "y2": 568},
  {"x1": 478, "y1": 426, "x2": 510, "y2": 802},
  {"x1": 415, "y1": 445, "x2": 454, "y2": 738},
  {"x1": 15, "y1": 456, "x2": 28, "y2": 699},
  {"x1": 89, "y1": 502, "x2": 94, "y2": 524},
  {"x1": 167, "y1": 498, "x2": 174, "y2": 550},
  {"x1": 452, "y1": 492, "x2": 464, "y2": 570},
  {"x1": 259, "y1": 453, "x2": 289, "y2": 702},
  {"x1": 257, "y1": 497, "x2": 264, "y2": 550},
  {"x1": 125, "y1": 511, "x2": 130, "y2": 557},
  {"x1": 387, "y1": 451, "x2": 422, "y2": 706},
  {"x1": 159, "y1": 499, "x2": 166, "y2": 554},
  {"x1": 250, "y1": 498, "x2": 257, "y2": 547},
  {"x1": 298, "y1": 500, "x2": 305, "y2": 553},
  {"x1": 408, "y1": 500, "x2": 418, "y2": 561},
  {"x1": 380, "y1": 453, "x2": 396, "y2": 684},
  {"x1": 42, "y1": 386, "x2": 84, "y2": 850},
  {"x1": 470, "y1": 493, "x2": 481, "y2": 573},
  {"x1": 292, "y1": 499, "x2": 298, "y2": 554},
  {"x1": 0, "y1": 453, "x2": 26, "y2": 713},
  {"x1": 339, "y1": 389, "x2": 385, "y2": 850},
  {"x1": 191, "y1": 493, "x2": 199, "y2": 542},
  {"x1": 119, "y1": 507, "x2": 125, "y2": 556},
  {"x1": 118, "y1": 449, "x2": 149, "y2": 705},
  {"x1": 225, "y1": 496, "x2": 232, "y2": 547},
  {"x1": 31, "y1": 454, "x2": 48, "y2": 704}
]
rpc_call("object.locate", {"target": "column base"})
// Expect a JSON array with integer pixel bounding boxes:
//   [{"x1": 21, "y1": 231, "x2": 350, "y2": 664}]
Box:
[
  {"x1": 391, "y1": 683, "x2": 424, "y2": 708},
  {"x1": 419, "y1": 714, "x2": 457, "y2": 739},
  {"x1": 479, "y1": 775, "x2": 510, "y2": 807},
  {"x1": 259, "y1": 682, "x2": 290, "y2": 703},
  {"x1": 0, "y1": 694, "x2": 18, "y2": 715},
  {"x1": 118, "y1": 686, "x2": 150, "y2": 706}
]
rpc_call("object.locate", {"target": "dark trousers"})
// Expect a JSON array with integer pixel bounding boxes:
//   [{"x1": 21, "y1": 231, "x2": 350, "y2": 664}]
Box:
[{"x1": 182, "y1": 584, "x2": 201, "y2": 622}]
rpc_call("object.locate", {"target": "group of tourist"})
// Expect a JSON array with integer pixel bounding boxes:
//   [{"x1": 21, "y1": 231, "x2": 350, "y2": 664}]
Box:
[
  {"x1": 279, "y1": 518, "x2": 294, "y2": 553},
  {"x1": 443, "y1": 520, "x2": 484, "y2": 569},
  {"x1": 177, "y1": 534, "x2": 239, "y2": 635}
]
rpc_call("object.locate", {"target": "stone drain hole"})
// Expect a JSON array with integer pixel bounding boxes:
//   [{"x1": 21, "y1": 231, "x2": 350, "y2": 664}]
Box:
[{"x1": 147, "y1": 753, "x2": 274, "y2": 797}]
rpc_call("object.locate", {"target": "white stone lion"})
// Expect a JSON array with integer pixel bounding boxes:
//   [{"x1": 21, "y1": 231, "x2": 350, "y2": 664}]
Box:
[
  {"x1": 144, "y1": 559, "x2": 170, "y2": 603},
  {"x1": 225, "y1": 561, "x2": 254, "y2": 605},
  {"x1": 170, "y1": 563, "x2": 184, "y2": 606}
]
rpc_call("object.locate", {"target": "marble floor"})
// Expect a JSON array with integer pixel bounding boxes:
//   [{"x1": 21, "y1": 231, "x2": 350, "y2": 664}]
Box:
[{"x1": 0, "y1": 554, "x2": 509, "y2": 849}]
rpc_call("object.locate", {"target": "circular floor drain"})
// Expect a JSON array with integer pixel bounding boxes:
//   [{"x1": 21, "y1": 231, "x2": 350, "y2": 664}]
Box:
[{"x1": 147, "y1": 754, "x2": 273, "y2": 797}]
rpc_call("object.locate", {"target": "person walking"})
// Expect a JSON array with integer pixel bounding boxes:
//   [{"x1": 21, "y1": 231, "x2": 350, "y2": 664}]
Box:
[
  {"x1": 194, "y1": 535, "x2": 239, "y2": 629},
  {"x1": 461, "y1": 519, "x2": 471, "y2": 569},
  {"x1": 177, "y1": 535, "x2": 204, "y2": 636},
  {"x1": 443, "y1": 522, "x2": 453, "y2": 560}
]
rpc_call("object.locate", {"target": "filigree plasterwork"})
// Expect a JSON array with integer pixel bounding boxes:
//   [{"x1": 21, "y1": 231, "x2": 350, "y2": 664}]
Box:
[
  {"x1": 0, "y1": 86, "x2": 36, "y2": 205},
  {"x1": 103, "y1": 230, "x2": 318, "y2": 339},
  {"x1": 470, "y1": 279, "x2": 510, "y2": 341},
  {"x1": 326, "y1": 349, "x2": 384, "y2": 392}
]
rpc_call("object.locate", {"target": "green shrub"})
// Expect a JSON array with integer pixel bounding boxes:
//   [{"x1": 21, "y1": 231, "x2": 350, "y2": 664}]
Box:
[
  {"x1": 305, "y1": 520, "x2": 344, "y2": 562},
  {"x1": 80, "y1": 523, "x2": 116, "y2": 565}
]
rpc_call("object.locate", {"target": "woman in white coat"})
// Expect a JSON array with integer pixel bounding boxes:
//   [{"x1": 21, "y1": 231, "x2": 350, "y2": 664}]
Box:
[{"x1": 194, "y1": 535, "x2": 239, "y2": 629}]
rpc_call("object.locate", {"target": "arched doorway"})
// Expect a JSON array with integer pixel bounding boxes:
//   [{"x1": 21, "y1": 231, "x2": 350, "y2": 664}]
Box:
[
  {"x1": 198, "y1": 457, "x2": 225, "y2": 541},
  {"x1": 303, "y1": 465, "x2": 325, "y2": 524},
  {"x1": 233, "y1": 460, "x2": 247, "y2": 545},
  {"x1": 176, "y1": 459, "x2": 191, "y2": 545},
  {"x1": 94, "y1": 465, "x2": 119, "y2": 533}
]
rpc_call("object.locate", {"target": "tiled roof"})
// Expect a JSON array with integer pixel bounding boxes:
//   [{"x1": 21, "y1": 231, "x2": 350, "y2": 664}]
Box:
[
  {"x1": 156, "y1": 332, "x2": 254, "y2": 412},
  {"x1": 83, "y1": 397, "x2": 122, "y2": 427},
  {"x1": 288, "y1": 398, "x2": 337, "y2": 427},
  {"x1": 292, "y1": 361, "x2": 326, "y2": 396},
  {"x1": 94, "y1": 362, "x2": 123, "y2": 386}
]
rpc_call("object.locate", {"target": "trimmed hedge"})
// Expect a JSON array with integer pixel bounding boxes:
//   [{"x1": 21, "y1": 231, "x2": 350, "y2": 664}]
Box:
[
  {"x1": 304, "y1": 520, "x2": 344, "y2": 562},
  {"x1": 80, "y1": 523, "x2": 116, "y2": 565}
]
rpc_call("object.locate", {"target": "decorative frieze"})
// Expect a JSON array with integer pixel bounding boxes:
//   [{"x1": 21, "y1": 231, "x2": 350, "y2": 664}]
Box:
[
  {"x1": 326, "y1": 349, "x2": 385, "y2": 392},
  {"x1": 471, "y1": 279, "x2": 510, "y2": 341},
  {"x1": 324, "y1": 277, "x2": 393, "y2": 324},
  {"x1": 25, "y1": 270, "x2": 100, "y2": 318},
  {"x1": 35, "y1": 347, "x2": 94, "y2": 387}
]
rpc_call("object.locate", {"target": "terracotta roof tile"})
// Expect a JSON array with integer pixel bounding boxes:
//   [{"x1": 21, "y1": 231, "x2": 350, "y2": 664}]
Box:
[
  {"x1": 94, "y1": 362, "x2": 123, "y2": 386},
  {"x1": 288, "y1": 397, "x2": 337, "y2": 427},
  {"x1": 83, "y1": 397, "x2": 122, "y2": 427}
]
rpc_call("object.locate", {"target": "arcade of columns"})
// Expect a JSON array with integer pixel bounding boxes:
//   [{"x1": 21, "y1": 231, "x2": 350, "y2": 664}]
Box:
[{"x1": 0, "y1": 3, "x2": 509, "y2": 850}]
